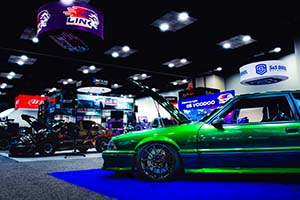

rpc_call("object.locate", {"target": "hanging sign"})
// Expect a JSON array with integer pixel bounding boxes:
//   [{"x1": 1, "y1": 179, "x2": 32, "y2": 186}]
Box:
[{"x1": 240, "y1": 60, "x2": 288, "y2": 85}]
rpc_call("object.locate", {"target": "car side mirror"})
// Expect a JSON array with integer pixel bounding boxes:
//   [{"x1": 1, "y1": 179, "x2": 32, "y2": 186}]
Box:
[{"x1": 212, "y1": 117, "x2": 225, "y2": 129}]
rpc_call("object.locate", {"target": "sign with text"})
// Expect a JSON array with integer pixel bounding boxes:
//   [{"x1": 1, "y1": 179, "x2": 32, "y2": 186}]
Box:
[
  {"x1": 240, "y1": 60, "x2": 289, "y2": 85},
  {"x1": 37, "y1": 2, "x2": 104, "y2": 52},
  {"x1": 77, "y1": 94, "x2": 134, "y2": 115},
  {"x1": 15, "y1": 95, "x2": 48, "y2": 109},
  {"x1": 178, "y1": 90, "x2": 234, "y2": 122}
]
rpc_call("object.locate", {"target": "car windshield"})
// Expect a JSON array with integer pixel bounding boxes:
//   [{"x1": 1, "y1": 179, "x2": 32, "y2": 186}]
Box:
[{"x1": 198, "y1": 107, "x2": 220, "y2": 122}]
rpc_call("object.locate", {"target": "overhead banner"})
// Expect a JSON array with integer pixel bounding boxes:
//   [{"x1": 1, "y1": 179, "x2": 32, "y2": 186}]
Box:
[
  {"x1": 239, "y1": 60, "x2": 288, "y2": 85},
  {"x1": 77, "y1": 94, "x2": 134, "y2": 114},
  {"x1": 37, "y1": 2, "x2": 104, "y2": 52},
  {"x1": 15, "y1": 95, "x2": 48, "y2": 109}
]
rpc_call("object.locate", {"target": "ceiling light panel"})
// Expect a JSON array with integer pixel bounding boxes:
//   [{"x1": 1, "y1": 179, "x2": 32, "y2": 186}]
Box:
[
  {"x1": 218, "y1": 34, "x2": 256, "y2": 49},
  {"x1": 170, "y1": 79, "x2": 189, "y2": 86},
  {"x1": 111, "y1": 83, "x2": 123, "y2": 89},
  {"x1": 8, "y1": 55, "x2": 37, "y2": 65},
  {"x1": 20, "y1": 27, "x2": 37, "y2": 41},
  {"x1": 0, "y1": 83, "x2": 13, "y2": 89},
  {"x1": 0, "y1": 91, "x2": 7, "y2": 95},
  {"x1": 57, "y1": 79, "x2": 76, "y2": 84},
  {"x1": 0, "y1": 72, "x2": 23, "y2": 79},
  {"x1": 163, "y1": 58, "x2": 192, "y2": 68},
  {"x1": 128, "y1": 73, "x2": 151, "y2": 81},
  {"x1": 104, "y1": 46, "x2": 137, "y2": 58},
  {"x1": 151, "y1": 11, "x2": 197, "y2": 32},
  {"x1": 77, "y1": 65, "x2": 102, "y2": 74}
]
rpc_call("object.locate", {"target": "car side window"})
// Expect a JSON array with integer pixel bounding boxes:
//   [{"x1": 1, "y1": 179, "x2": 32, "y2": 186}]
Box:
[
  {"x1": 292, "y1": 93, "x2": 300, "y2": 112},
  {"x1": 220, "y1": 96, "x2": 294, "y2": 124}
]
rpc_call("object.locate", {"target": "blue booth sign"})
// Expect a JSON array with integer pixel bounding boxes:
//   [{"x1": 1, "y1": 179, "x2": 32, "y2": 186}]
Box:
[{"x1": 178, "y1": 90, "x2": 235, "y2": 121}]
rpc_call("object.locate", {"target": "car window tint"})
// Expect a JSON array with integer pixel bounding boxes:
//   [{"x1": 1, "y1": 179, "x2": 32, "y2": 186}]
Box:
[
  {"x1": 221, "y1": 96, "x2": 294, "y2": 124},
  {"x1": 81, "y1": 121, "x2": 94, "y2": 130}
]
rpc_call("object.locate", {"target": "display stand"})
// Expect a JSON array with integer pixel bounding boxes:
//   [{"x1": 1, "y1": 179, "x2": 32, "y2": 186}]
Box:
[{"x1": 64, "y1": 123, "x2": 86, "y2": 159}]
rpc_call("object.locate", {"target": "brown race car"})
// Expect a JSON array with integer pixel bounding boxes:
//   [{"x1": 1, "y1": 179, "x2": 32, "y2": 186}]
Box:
[{"x1": 9, "y1": 115, "x2": 113, "y2": 157}]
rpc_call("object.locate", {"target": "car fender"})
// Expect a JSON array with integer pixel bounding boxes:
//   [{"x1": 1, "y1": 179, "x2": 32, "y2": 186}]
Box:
[{"x1": 135, "y1": 136, "x2": 180, "y2": 151}]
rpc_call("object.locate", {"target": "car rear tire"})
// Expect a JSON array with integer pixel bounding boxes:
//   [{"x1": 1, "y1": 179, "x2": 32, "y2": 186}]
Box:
[
  {"x1": 136, "y1": 143, "x2": 181, "y2": 182},
  {"x1": 0, "y1": 138, "x2": 9, "y2": 150},
  {"x1": 96, "y1": 138, "x2": 109, "y2": 153},
  {"x1": 39, "y1": 142, "x2": 55, "y2": 156}
]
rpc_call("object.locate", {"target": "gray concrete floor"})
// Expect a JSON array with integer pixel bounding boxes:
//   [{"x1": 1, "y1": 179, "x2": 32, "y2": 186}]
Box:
[{"x1": 0, "y1": 150, "x2": 114, "y2": 200}]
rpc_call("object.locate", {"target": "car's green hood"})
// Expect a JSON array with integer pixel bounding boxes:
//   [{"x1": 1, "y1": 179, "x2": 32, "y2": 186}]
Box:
[{"x1": 112, "y1": 122, "x2": 204, "y2": 150}]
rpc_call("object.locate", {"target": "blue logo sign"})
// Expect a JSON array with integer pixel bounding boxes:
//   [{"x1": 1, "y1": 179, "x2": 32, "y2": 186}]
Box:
[
  {"x1": 178, "y1": 90, "x2": 235, "y2": 110},
  {"x1": 255, "y1": 64, "x2": 267, "y2": 75}
]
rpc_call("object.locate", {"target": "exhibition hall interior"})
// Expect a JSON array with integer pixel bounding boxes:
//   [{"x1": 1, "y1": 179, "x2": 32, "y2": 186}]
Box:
[{"x1": 1, "y1": 0, "x2": 300, "y2": 199}]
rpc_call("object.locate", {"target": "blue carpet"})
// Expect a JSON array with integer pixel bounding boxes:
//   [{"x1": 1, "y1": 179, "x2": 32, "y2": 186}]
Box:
[{"x1": 49, "y1": 169, "x2": 300, "y2": 200}]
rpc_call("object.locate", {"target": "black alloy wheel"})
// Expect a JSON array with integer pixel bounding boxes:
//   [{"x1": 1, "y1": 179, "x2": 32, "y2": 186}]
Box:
[
  {"x1": 0, "y1": 138, "x2": 9, "y2": 150},
  {"x1": 39, "y1": 142, "x2": 55, "y2": 156},
  {"x1": 136, "y1": 143, "x2": 181, "y2": 181},
  {"x1": 95, "y1": 138, "x2": 109, "y2": 153}
]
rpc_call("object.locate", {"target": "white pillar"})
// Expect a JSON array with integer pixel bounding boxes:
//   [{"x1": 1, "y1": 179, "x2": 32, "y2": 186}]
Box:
[{"x1": 195, "y1": 74, "x2": 225, "y2": 91}]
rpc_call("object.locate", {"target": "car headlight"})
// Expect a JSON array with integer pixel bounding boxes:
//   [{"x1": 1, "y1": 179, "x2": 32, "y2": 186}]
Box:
[{"x1": 107, "y1": 139, "x2": 117, "y2": 150}]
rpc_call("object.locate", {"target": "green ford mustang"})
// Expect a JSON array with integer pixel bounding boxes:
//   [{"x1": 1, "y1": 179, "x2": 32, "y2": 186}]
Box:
[{"x1": 103, "y1": 80, "x2": 300, "y2": 181}]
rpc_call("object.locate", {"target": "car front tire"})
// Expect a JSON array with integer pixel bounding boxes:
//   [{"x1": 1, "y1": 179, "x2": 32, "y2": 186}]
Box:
[
  {"x1": 136, "y1": 143, "x2": 181, "y2": 182},
  {"x1": 96, "y1": 138, "x2": 109, "y2": 153}
]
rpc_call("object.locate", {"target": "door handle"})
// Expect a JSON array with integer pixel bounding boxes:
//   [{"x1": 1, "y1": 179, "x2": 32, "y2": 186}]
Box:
[{"x1": 285, "y1": 128, "x2": 299, "y2": 133}]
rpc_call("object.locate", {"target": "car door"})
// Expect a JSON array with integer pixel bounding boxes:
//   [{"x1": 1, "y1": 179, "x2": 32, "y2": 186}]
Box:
[{"x1": 198, "y1": 93, "x2": 300, "y2": 168}]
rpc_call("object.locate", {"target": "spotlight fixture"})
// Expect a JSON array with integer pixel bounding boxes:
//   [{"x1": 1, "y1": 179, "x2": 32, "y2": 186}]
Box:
[
  {"x1": 218, "y1": 34, "x2": 256, "y2": 49},
  {"x1": 151, "y1": 11, "x2": 197, "y2": 32},
  {"x1": 122, "y1": 46, "x2": 130, "y2": 52},
  {"x1": 163, "y1": 58, "x2": 191, "y2": 68},
  {"x1": 32, "y1": 37, "x2": 39, "y2": 43},
  {"x1": 104, "y1": 46, "x2": 137, "y2": 58},
  {"x1": 77, "y1": 65, "x2": 102, "y2": 74},
  {"x1": 269, "y1": 47, "x2": 282, "y2": 53},
  {"x1": 8, "y1": 55, "x2": 37, "y2": 66},
  {"x1": 254, "y1": 46, "x2": 282, "y2": 58},
  {"x1": 111, "y1": 52, "x2": 119, "y2": 58},
  {"x1": 214, "y1": 67, "x2": 223, "y2": 71},
  {"x1": 128, "y1": 73, "x2": 151, "y2": 81},
  {"x1": 159, "y1": 23, "x2": 170, "y2": 32}
]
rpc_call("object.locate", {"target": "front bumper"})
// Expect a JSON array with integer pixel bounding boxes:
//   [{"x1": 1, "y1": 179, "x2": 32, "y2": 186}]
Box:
[{"x1": 102, "y1": 150, "x2": 136, "y2": 171}]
